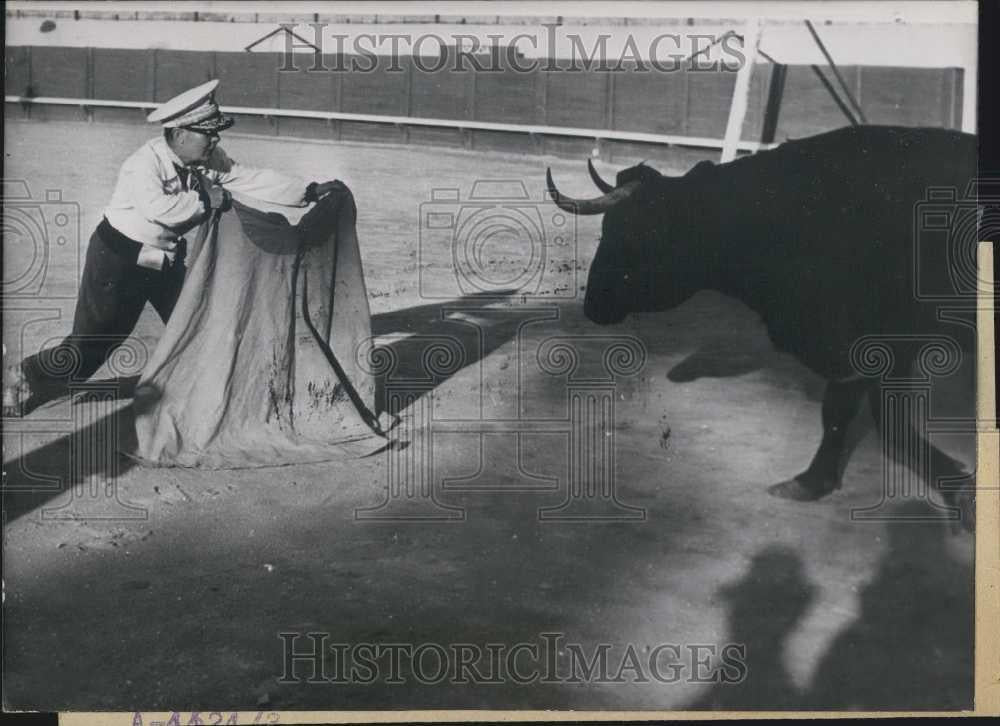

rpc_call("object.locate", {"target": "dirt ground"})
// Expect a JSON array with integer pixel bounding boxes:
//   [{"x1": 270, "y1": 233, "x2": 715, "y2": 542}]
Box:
[{"x1": 2, "y1": 120, "x2": 975, "y2": 711}]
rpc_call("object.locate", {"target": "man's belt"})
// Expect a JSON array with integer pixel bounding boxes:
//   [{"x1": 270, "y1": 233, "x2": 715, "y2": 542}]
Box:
[{"x1": 97, "y1": 218, "x2": 186, "y2": 272}]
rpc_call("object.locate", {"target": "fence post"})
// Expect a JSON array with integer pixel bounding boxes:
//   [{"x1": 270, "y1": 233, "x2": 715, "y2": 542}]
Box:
[
  {"x1": 720, "y1": 17, "x2": 761, "y2": 163},
  {"x1": 961, "y1": 47, "x2": 977, "y2": 133},
  {"x1": 760, "y1": 62, "x2": 786, "y2": 144}
]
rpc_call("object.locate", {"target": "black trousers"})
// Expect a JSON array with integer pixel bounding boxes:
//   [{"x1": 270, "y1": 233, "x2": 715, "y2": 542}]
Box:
[{"x1": 21, "y1": 219, "x2": 186, "y2": 403}]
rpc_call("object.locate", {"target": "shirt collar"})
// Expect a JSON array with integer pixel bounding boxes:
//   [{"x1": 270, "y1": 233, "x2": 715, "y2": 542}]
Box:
[{"x1": 151, "y1": 135, "x2": 190, "y2": 171}]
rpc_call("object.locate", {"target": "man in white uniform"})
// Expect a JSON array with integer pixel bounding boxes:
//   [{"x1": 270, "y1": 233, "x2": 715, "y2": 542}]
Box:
[{"x1": 4, "y1": 80, "x2": 339, "y2": 415}]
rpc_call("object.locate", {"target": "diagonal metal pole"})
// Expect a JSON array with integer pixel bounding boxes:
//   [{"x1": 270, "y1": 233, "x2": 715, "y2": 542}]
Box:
[
  {"x1": 811, "y1": 64, "x2": 859, "y2": 126},
  {"x1": 805, "y1": 19, "x2": 868, "y2": 123}
]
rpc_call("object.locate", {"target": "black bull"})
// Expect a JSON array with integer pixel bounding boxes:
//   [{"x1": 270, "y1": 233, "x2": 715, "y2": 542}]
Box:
[{"x1": 547, "y1": 125, "x2": 978, "y2": 529}]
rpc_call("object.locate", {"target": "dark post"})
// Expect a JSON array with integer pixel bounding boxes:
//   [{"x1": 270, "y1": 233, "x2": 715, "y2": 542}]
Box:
[{"x1": 760, "y1": 62, "x2": 787, "y2": 144}]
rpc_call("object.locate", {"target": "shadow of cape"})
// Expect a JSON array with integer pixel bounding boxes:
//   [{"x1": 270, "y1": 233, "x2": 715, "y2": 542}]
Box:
[
  {"x1": 3, "y1": 292, "x2": 523, "y2": 524},
  {"x1": 368, "y1": 289, "x2": 543, "y2": 418}
]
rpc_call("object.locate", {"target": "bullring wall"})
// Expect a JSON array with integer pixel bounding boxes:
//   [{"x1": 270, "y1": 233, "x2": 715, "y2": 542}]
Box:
[{"x1": 4, "y1": 45, "x2": 964, "y2": 161}]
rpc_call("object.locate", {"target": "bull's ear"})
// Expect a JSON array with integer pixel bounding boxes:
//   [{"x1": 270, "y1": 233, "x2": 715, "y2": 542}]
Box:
[
  {"x1": 616, "y1": 164, "x2": 661, "y2": 187},
  {"x1": 685, "y1": 160, "x2": 715, "y2": 178}
]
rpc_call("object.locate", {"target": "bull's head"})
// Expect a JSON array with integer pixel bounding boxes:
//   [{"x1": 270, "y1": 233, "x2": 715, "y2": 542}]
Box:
[{"x1": 547, "y1": 159, "x2": 714, "y2": 325}]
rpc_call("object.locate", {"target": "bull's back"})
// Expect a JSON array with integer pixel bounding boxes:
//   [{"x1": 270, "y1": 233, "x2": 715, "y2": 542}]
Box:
[{"x1": 716, "y1": 126, "x2": 977, "y2": 379}]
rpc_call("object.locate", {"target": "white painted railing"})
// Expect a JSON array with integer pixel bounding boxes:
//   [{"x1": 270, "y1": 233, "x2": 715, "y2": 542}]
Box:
[{"x1": 4, "y1": 95, "x2": 778, "y2": 152}]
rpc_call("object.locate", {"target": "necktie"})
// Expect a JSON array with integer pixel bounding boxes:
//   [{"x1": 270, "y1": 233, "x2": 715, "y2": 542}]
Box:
[
  {"x1": 174, "y1": 164, "x2": 204, "y2": 196},
  {"x1": 174, "y1": 164, "x2": 190, "y2": 191}
]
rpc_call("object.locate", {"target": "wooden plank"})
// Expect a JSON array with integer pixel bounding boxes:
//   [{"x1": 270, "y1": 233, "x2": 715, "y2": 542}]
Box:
[
  {"x1": 29, "y1": 46, "x2": 87, "y2": 97},
  {"x1": 534, "y1": 67, "x2": 549, "y2": 154},
  {"x1": 401, "y1": 56, "x2": 412, "y2": 144},
  {"x1": 153, "y1": 50, "x2": 213, "y2": 101},
  {"x1": 340, "y1": 55, "x2": 407, "y2": 118},
  {"x1": 681, "y1": 66, "x2": 690, "y2": 135},
  {"x1": 962, "y1": 54, "x2": 976, "y2": 133},
  {"x1": 747, "y1": 61, "x2": 769, "y2": 140},
  {"x1": 544, "y1": 68, "x2": 606, "y2": 130},
  {"x1": 215, "y1": 51, "x2": 280, "y2": 135},
  {"x1": 340, "y1": 120, "x2": 403, "y2": 144},
  {"x1": 92, "y1": 48, "x2": 150, "y2": 124},
  {"x1": 28, "y1": 46, "x2": 87, "y2": 121},
  {"x1": 408, "y1": 126, "x2": 464, "y2": 149},
  {"x1": 535, "y1": 67, "x2": 549, "y2": 125},
  {"x1": 687, "y1": 71, "x2": 739, "y2": 138},
  {"x1": 604, "y1": 139, "x2": 713, "y2": 170},
  {"x1": 774, "y1": 65, "x2": 857, "y2": 139},
  {"x1": 276, "y1": 60, "x2": 337, "y2": 112},
  {"x1": 464, "y1": 57, "x2": 477, "y2": 150},
  {"x1": 92, "y1": 49, "x2": 148, "y2": 101},
  {"x1": 411, "y1": 51, "x2": 467, "y2": 121},
  {"x1": 606, "y1": 70, "x2": 615, "y2": 130},
  {"x1": 611, "y1": 64, "x2": 687, "y2": 136},
  {"x1": 475, "y1": 65, "x2": 536, "y2": 125},
  {"x1": 147, "y1": 49, "x2": 157, "y2": 102},
  {"x1": 544, "y1": 136, "x2": 601, "y2": 160},
  {"x1": 470, "y1": 129, "x2": 537, "y2": 155},
  {"x1": 215, "y1": 52, "x2": 280, "y2": 107},
  {"x1": 275, "y1": 117, "x2": 333, "y2": 141},
  {"x1": 859, "y1": 66, "x2": 954, "y2": 127},
  {"x1": 721, "y1": 17, "x2": 761, "y2": 163},
  {"x1": 4, "y1": 46, "x2": 31, "y2": 96},
  {"x1": 331, "y1": 59, "x2": 343, "y2": 114},
  {"x1": 949, "y1": 68, "x2": 964, "y2": 131}
]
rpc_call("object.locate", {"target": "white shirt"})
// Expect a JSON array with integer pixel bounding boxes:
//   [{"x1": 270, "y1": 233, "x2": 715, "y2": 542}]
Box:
[{"x1": 104, "y1": 136, "x2": 309, "y2": 263}]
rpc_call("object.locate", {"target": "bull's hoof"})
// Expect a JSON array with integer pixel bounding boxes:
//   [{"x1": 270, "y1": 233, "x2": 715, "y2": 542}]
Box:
[{"x1": 767, "y1": 477, "x2": 837, "y2": 502}]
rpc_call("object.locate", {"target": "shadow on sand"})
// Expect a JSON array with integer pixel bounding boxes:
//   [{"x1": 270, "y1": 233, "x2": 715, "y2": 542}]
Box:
[
  {"x1": 2, "y1": 293, "x2": 525, "y2": 524},
  {"x1": 800, "y1": 501, "x2": 973, "y2": 710},
  {"x1": 667, "y1": 343, "x2": 766, "y2": 383},
  {"x1": 690, "y1": 500, "x2": 973, "y2": 711}
]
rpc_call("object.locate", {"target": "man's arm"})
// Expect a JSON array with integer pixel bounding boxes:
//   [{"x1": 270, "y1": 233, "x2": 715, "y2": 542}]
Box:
[{"x1": 204, "y1": 147, "x2": 309, "y2": 207}]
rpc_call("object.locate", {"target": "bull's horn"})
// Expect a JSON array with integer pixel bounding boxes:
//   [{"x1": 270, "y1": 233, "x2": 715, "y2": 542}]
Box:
[
  {"x1": 546, "y1": 168, "x2": 640, "y2": 215},
  {"x1": 587, "y1": 158, "x2": 615, "y2": 193}
]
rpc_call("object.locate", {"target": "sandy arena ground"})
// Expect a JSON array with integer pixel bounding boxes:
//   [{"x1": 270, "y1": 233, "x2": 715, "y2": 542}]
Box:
[{"x1": 2, "y1": 120, "x2": 976, "y2": 711}]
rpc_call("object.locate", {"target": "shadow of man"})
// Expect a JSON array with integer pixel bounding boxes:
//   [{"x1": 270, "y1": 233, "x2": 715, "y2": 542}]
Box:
[
  {"x1": 690, "y1": 545, "x2": 816, "y2": 710},
  {"x1": 800, "y1": 501, "x2": 973, "y2": 710}
]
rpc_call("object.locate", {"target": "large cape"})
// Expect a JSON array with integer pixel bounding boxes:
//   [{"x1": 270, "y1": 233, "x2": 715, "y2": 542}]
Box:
[{"x1": 130, "y1": 189, "x2": 386, "y2": 468}]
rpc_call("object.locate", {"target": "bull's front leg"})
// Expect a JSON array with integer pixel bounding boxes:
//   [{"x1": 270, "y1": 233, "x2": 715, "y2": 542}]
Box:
[{"x1": 768, "y1": 378, "x2": 870, "y2": 501}]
